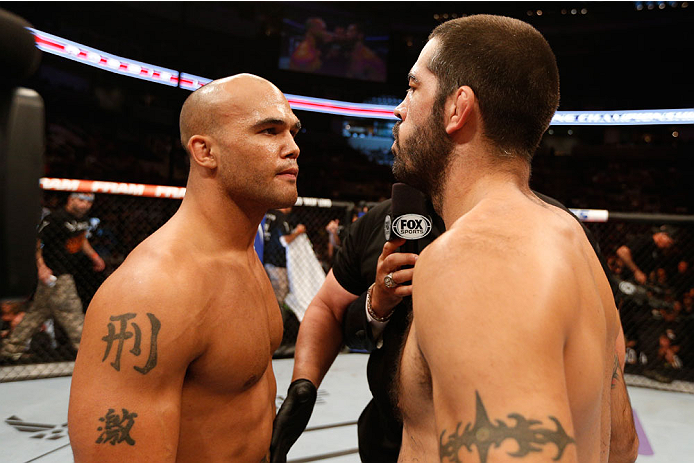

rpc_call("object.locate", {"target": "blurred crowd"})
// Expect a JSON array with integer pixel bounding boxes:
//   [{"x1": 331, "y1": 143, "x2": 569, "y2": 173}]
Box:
[{"x1": 4, "y1": 188, "x2": 693, "y2": 389}]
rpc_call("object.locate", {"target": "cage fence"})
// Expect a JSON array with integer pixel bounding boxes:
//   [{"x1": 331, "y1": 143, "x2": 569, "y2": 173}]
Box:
[{"x1": 2, "y1": 180, "x2": 694, "y2": 396}]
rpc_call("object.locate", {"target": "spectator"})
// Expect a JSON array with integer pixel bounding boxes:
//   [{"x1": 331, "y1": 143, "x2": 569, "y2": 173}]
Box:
[
  {"x1": 263, "y1": 206, "x2": 306, "y2": 307},
  {"x1": 1, "y1": 301, "x2": 26, "y2": 340},
  {"x1": 0, "y1": 193, "x2": 105, "y2": 363},
  {"x1": 264, "y1": 206, "x2": 307, "y2": 357},
  {"x1": 324, "y1": 218, "x2": 341, "y2": 267},
  {"x1": 616, "y1": 225, "x2": 677, "y2": 284}
]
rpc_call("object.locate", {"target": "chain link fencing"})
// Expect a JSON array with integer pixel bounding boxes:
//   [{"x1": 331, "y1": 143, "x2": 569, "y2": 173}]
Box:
[
  {"x1": 583, "y1": 213, "x2": 694, "y2": 393},
  {"x1": 1, "y1": 179, "x2": 356, "y2": 381},
  {"x1": 2, "y1": 180, "x2": 693, "y2": 395}
]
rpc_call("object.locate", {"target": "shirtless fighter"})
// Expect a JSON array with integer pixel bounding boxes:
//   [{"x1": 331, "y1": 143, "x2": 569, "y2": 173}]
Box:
[
  {"x1": 392, "y1": 16, "x2": 638, "y2": 462},
  {"x1": 68, "y1": 74, "x2": 301, "y2": 462}
]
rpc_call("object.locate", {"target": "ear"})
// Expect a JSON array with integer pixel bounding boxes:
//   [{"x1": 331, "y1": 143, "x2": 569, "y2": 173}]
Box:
[
  {"x1": 444, "y1": 86, "x2": 476, "y2": 136},
  {"x1": 187, "y1": 135, "x2": 217, "y2": 169}
]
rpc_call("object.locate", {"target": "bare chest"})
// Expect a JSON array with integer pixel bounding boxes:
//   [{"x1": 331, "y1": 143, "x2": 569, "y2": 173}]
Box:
[{"x1": 187, "y1": 264, "x2": 283, "y2": 393}]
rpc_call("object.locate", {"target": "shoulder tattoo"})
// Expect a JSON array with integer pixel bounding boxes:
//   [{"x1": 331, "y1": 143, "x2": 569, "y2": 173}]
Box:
[
  {"x1": 439, "y1": 391, "x2": 575, "y2": 462},
  {"x1": 101, "y1": 312, "x2": 161, "y2": 374}
]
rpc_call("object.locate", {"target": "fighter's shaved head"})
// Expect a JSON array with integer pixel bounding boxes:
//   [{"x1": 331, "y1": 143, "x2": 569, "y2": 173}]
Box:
[{"x1": 179, "y1": 73, "x2": 283, "y2": 155}]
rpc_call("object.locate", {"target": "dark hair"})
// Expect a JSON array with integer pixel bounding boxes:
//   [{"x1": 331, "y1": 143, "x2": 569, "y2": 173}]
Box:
[{"x1": 428, "y1": 15, "x2": 560, "y2": 161}]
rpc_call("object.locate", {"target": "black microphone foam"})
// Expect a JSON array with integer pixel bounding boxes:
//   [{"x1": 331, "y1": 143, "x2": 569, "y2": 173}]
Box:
[
  {"x1": 391, "y1": 182, "x2": 428, "y2": 222},
  {"x1": 0, "y1": 9, "x2": 41, "y2": 83}
]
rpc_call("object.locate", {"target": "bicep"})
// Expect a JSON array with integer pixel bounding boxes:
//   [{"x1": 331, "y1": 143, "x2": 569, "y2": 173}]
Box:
[
  {"x1": 308, "y1": 270, "x2": 358, "y2": 323},
  {"x1": 413, "y1": 256, "x2": 578, "y2": 461},
  {"x1": 69, "y1": 289, "x2": 195, "y2": 461}
]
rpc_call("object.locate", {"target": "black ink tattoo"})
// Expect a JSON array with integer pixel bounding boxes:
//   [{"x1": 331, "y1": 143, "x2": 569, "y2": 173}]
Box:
[
  {"x1": 612, "y1": 354, "x2": 621, "y2": 389},
  {"x1": 102, "y1": 313, "x2": 160, "y2": 374},
  {"x1": 96, "y1": 408, "x2": 137, "y2": 446},
  {"x1": 439, "y1": 391, "x2": 575, "y2": 462}
]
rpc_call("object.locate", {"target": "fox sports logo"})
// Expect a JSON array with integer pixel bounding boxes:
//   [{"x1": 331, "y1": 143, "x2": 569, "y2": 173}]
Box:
[{"x1": 391, "y1": 214, "x2": 432, "y2": 240}]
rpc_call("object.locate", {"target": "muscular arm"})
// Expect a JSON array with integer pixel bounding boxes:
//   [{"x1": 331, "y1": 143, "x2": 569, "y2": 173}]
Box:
[
  {"x1": 68, "y1": 268, "x2": 201, "y2": 462},
  {"x1": 291, "y1": 269, "x2": 358, "y2": 386},
  {"x1": 293, "y1": 238, "x2": 417, "y2": 383},
  {"x1": 413, "y1": 234, "x2": 579, "y2": 462}
]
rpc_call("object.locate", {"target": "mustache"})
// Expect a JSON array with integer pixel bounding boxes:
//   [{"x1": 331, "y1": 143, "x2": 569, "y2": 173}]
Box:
[{"x1": 392, "y1": 121, "x2": 401, "y2": 139}]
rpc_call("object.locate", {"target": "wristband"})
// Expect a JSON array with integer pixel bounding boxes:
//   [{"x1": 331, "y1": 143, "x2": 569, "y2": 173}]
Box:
[{"x1": 366, "y1": 283, "x2": 393, "y2": 323}]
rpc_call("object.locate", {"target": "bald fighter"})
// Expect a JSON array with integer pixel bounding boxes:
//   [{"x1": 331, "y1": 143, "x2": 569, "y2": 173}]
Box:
[
  {"x1": 68, "y1": 74, "x2": 301, "y2": 462},
  {"x1": 393, "y1": 16, "x2": 638, "y2": 462}
]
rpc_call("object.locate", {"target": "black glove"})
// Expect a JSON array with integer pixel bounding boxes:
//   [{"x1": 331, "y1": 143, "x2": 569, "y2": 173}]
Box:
[{"x1": 270, "y1": 378, "x2": 318, "y2": 463}]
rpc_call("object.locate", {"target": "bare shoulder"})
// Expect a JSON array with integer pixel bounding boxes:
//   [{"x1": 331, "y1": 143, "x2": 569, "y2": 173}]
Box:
[
  {"x1": 413, "y1": 201, "x2": 577, "y2": 334},
  {"x1": 94, "y1": 238, "x2": 200, "y2": 312},
  {"x1": 415, "y1": 211, "x2": 520, "y2": 287},
  {"x1": 82, "y1": 232, "x2": 210, "y2": 366}
]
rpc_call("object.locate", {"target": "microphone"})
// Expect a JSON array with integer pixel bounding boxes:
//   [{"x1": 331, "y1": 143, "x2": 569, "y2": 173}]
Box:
[{"x1": 385, "y1": 183, "x2": 433, "y2": 255}]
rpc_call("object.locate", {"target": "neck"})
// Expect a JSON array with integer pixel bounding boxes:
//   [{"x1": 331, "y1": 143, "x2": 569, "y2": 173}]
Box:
[
  {"x1": 175, "y1": 176, "x2": 265, "y2": 253},
  {"x1": 437, "y1": 148, "x2": 532, "y2": 228}
]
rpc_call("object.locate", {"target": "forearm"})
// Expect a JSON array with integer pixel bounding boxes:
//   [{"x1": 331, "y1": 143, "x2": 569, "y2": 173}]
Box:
[
  {"x1": 36, "y1": 254, "x2": 49, "y2": 273},
  {"x1": 341, "y1": 290, "x2": 377, "y2": 351},
  {"x1": 35, "y1": 240, "x2": 53, "y2": 281},
  {"x1": 82, "y1": 239, "x2": 98, "y2": 258},
  {"x1": 609, "y1": 356, "x2": 639, "y2": 462},
  {"x1": 616, "y1": 246, "x2": 640, "y2": 275},
  {"x1": 291, "y1": 302, "x2": 345, "y2": 387}
]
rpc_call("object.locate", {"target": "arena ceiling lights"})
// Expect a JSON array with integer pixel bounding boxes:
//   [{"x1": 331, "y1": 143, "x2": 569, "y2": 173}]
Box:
[{"x1": 29, "y1": 28, "x2": 694, "y2": 126}]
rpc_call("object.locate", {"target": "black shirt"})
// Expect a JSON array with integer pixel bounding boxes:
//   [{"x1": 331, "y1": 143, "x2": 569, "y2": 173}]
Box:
[
  {"x1": 39, "y1": 208, "x2": 92, "y2": 276},
  {"x1": 332, "y1": 199, "x2": 445, "y2": 463}
]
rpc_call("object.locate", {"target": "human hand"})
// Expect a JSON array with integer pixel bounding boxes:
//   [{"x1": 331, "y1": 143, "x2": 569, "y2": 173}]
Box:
[
  {"x1": 634, "y1": 270, "x2": 647, "y2": 284},
  {"x1": 371, "y1": 238, "x2": 418, "y2": 320},
  {"x1": 270, "y1": 379, "x2": 317, "y2": 463},
  {"x1": 325, "y1": 219, "x2": 339, "y2": 235},
  {"x1": 294, "y1": 224, "x2": 306, "y2": 235}
]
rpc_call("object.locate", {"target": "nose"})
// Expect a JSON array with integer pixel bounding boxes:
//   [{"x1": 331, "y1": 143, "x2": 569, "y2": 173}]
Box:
[
  {"x1": 394, "y1": 99, "x2": 406, "y2": 121},
  {"x1": 282, "y1": 133, "x2": 300, "y2": 159}
]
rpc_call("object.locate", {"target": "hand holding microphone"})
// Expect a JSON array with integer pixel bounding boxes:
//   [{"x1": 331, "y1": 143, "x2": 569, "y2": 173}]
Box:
[{"x1": 370, "y1": 183, "x2": 433, "y2": 321}]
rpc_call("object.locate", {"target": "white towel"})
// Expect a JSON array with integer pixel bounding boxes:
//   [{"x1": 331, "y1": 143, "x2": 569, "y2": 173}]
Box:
[{"x1": 284, "y1": 233, "x2": 326, "y2": 321}]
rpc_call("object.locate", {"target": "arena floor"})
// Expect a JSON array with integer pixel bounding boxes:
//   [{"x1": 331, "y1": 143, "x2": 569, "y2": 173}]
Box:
[{"x1": 1, "y1": 353, "x2": 693, "y2": 462}]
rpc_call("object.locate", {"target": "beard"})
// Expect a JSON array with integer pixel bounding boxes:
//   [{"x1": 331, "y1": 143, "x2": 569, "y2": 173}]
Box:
[{"x1": 391, "y1": 104, "x2": 453, "y2": 206}]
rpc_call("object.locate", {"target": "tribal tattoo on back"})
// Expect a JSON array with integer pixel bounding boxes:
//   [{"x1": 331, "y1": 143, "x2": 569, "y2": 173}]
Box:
[{"x1": 439, "y1": 391, "x2": 575, "y2": 462}]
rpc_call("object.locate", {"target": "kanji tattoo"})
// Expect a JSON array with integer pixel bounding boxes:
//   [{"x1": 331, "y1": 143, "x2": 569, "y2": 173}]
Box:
[
  {"x1": 96, "y1": 408, "x2": 137, "y2": 446},
  {"x1": 102, "y1": 312, "x2": 161, "y2": 374},
  {"x1": 439, "y1": 391, "x2": 575, "y2": 462}
]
